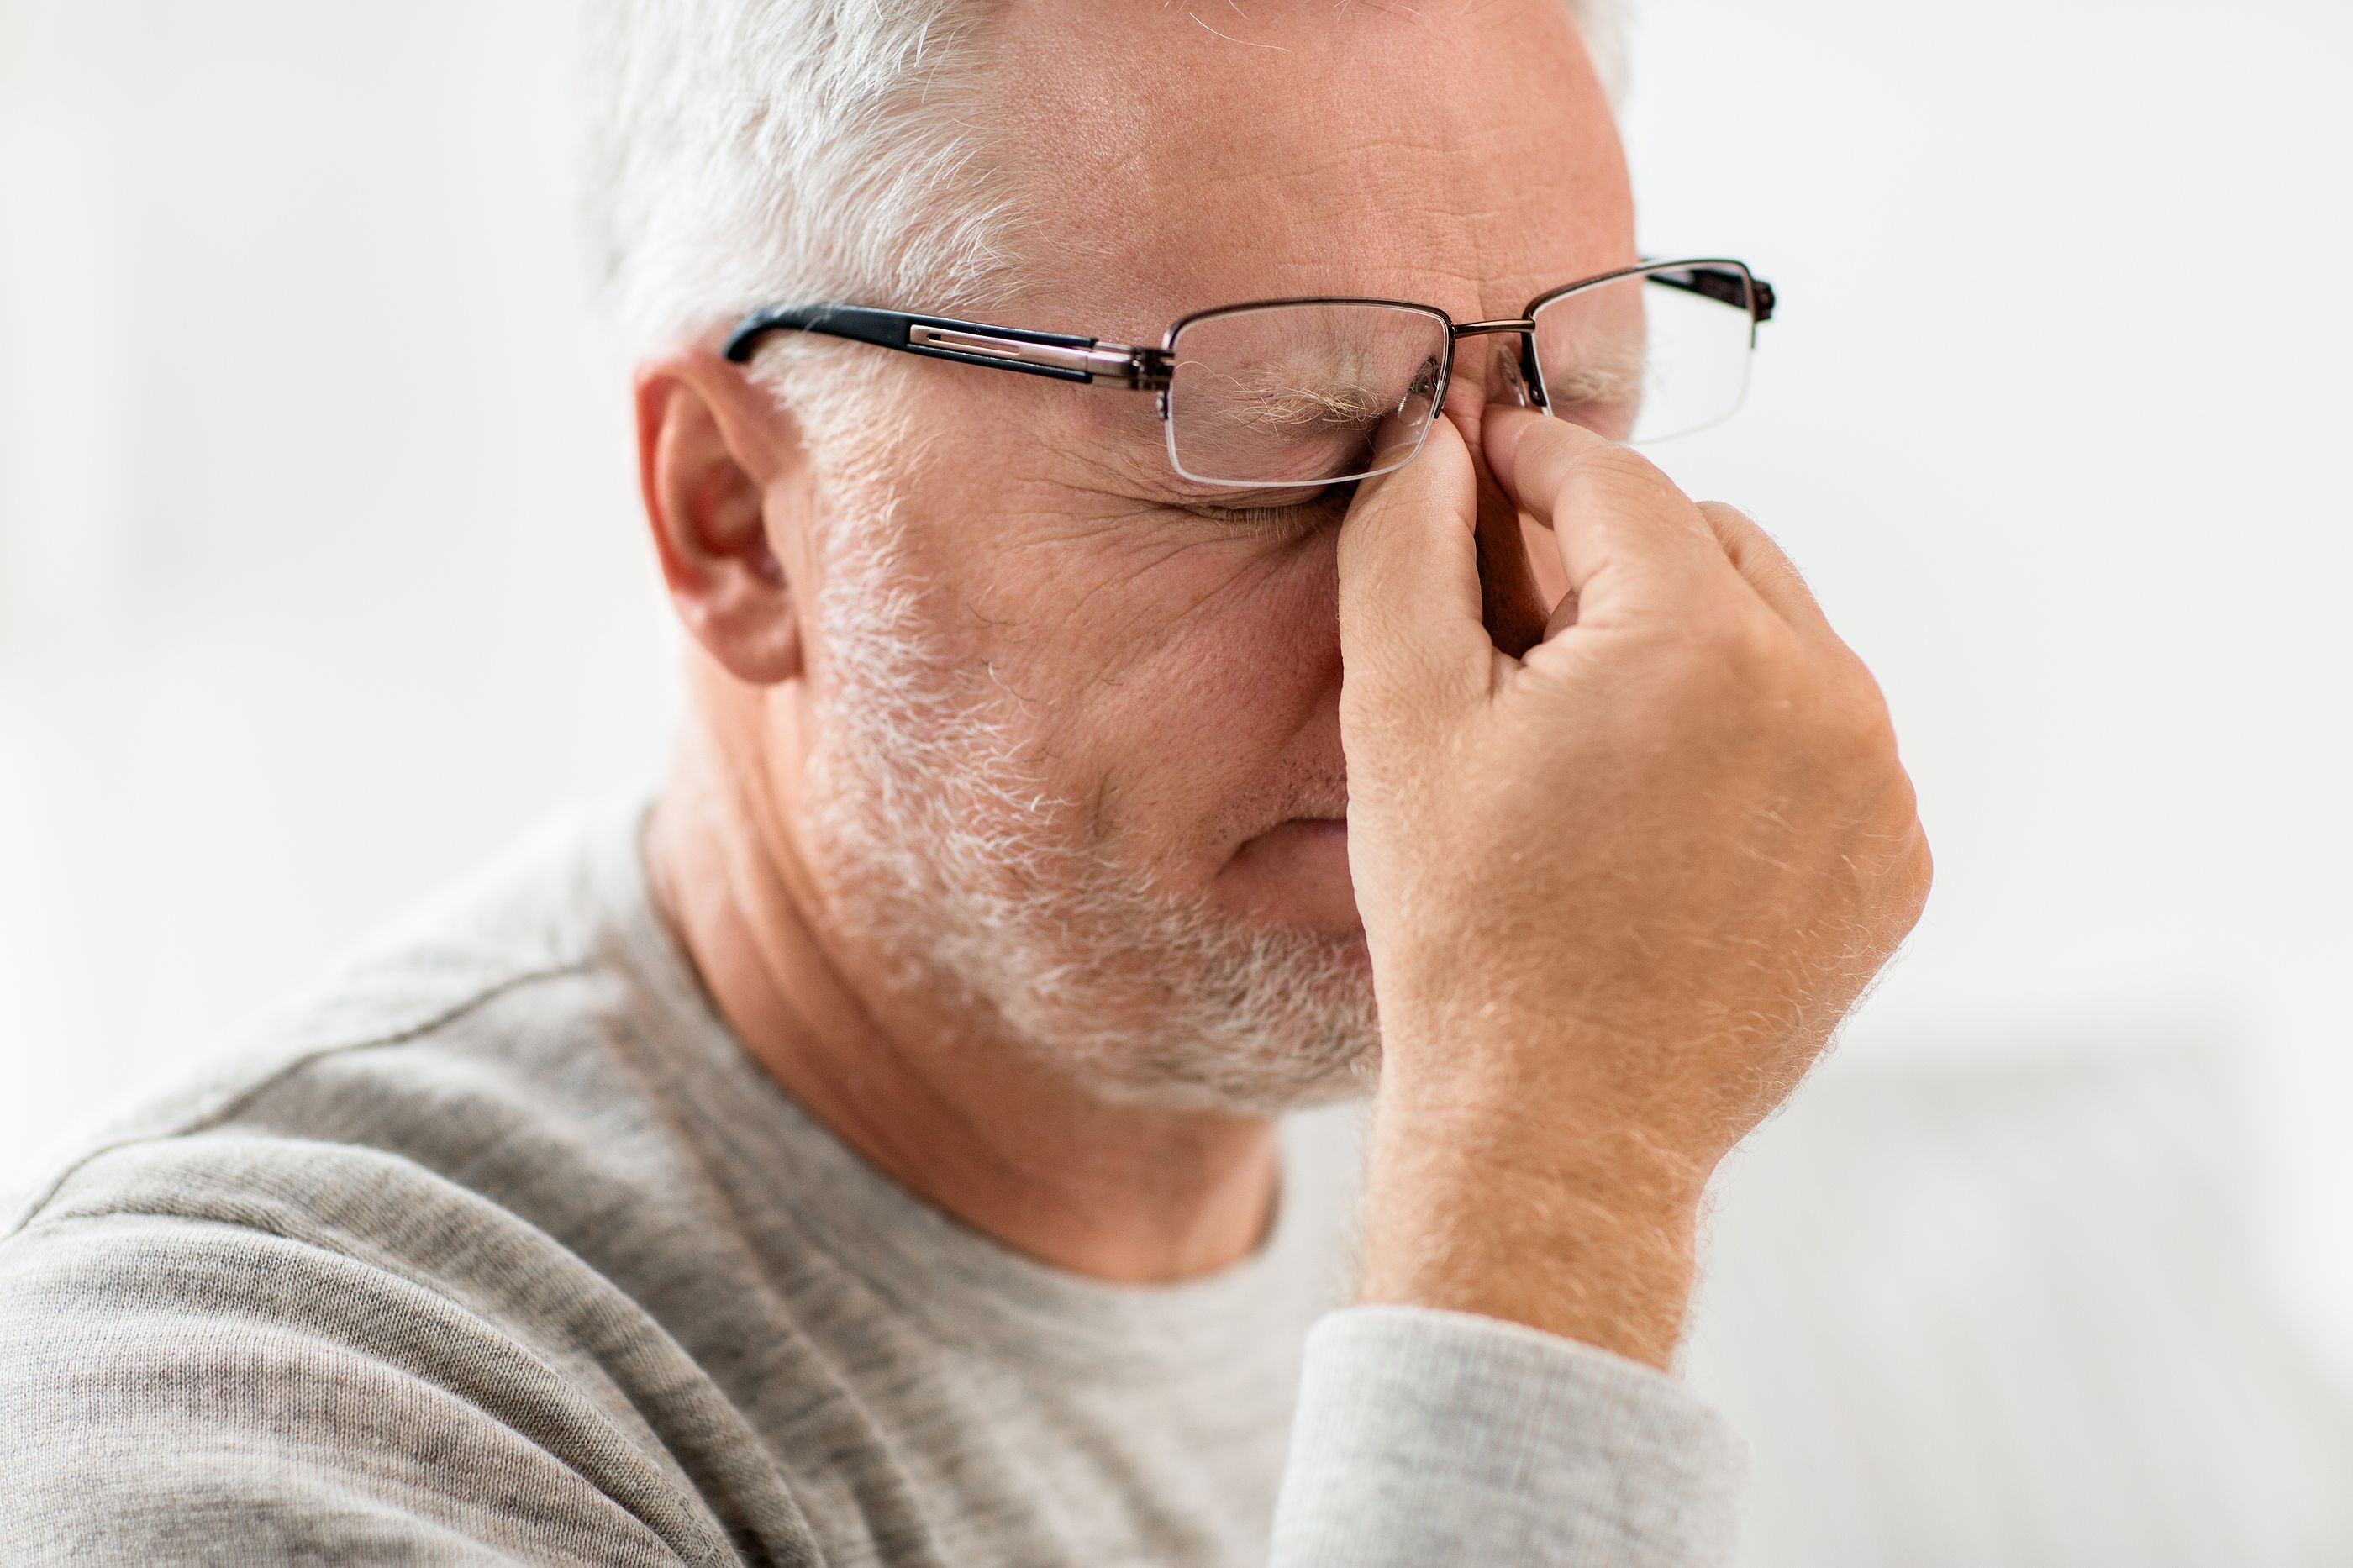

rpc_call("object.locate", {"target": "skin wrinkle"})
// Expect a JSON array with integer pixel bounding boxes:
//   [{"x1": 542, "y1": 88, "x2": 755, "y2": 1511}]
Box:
[
  {"x1": 1004, "y1": 485, "x2": 1320, "y2": 668},
  {"x1": 1054, "y1": 555, "x2": 1213, "y2": 659},
  {"x1": 987, "y1": 421, "x2": 1218, "y2": 534},
  {"x1": 1031, "y1": 416, "x2": 1154, "y2": 484},
  {"x1": 1012, "y1": 96, "x2": 1524, "y2": 322},
  {"x1": 989, "y1": 555, "x2": 1243, "y2": 723},
  {"x1": 1187, "y1": 11, "x2": 1290, "y2": 50}
]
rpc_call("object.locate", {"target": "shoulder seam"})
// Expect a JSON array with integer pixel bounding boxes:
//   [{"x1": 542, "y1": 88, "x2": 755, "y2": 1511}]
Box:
[{"x1": 3, "y1": 956, "x2": 592, "y2": 1243}]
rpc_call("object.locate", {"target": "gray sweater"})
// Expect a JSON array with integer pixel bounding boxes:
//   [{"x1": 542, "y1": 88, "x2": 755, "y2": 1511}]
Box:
[{"x1": 0, "y1": 806, "x2": 1746, "y2": 1566}]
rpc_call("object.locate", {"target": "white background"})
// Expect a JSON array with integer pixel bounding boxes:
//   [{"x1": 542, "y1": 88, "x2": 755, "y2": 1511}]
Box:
[{"x1": 3, "y1": 0, "x2": 2349, "y2": 1429}]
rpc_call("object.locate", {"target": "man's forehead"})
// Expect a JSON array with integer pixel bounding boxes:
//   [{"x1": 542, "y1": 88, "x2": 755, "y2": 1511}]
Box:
[{"x1": 974, "y1": 0, "x2": 1631, "y2": 336}]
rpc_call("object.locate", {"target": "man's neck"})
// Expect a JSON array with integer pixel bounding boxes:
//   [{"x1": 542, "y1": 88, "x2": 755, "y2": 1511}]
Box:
[{"x1": 642, "y1": 733, "x2": 1283, "y2": 1285}]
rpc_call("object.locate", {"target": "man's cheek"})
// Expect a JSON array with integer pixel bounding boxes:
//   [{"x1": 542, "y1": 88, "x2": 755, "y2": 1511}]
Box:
[
  {"x1": 1002, "y1": 537, "x2": 1294, "y2": 708},
  {"x1": 1100, "y1": 630, "x2": 1319, "y2": 848}
]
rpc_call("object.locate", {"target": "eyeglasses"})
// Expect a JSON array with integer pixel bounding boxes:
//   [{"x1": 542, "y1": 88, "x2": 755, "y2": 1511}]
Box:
[{"x1": 724, "y1": 258, "x2": 1773, "y2": 491}]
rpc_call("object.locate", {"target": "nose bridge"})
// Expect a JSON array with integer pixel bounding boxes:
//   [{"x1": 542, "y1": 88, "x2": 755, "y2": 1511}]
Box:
[{"x1": 1440, "y1": 324, "x2": 1536, "y2": 424}]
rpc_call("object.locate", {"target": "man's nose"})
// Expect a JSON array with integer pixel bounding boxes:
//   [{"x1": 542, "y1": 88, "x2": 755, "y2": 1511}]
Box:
[{"x1": 1437, "y1": 334, "x2": 1534, "y2": 465}]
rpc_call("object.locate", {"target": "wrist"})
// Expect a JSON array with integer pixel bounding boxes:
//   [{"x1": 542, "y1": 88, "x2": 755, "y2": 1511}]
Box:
[{"x1": 1356, "y1": 1102, "x2": 1708, "y2": 1369}]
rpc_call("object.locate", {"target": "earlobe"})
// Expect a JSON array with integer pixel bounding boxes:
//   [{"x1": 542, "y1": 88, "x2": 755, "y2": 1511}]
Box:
[{"x1": 634, "y1": 349, "x2": 809, "y2": 687}]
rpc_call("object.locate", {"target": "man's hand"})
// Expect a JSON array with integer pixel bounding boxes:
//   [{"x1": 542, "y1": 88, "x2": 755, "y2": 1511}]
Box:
[{"x1": 1335, "y1": 407, "x2": 1932, "y2": 1369}]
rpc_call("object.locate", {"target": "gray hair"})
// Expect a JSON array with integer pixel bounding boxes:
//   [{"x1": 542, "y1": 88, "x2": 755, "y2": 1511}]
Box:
[{"x1": 579, "y1": 1, "x2": 1628, "y2": 372}]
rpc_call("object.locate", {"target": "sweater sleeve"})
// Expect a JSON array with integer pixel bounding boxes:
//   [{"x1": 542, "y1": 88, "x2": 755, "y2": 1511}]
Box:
[
  {"x1": 0, "y1": 1200, "x2": 805, "y2": 1568},
  {"x1": 1269, "y1": 1305, "x2": 1750, "y2": 1568}
]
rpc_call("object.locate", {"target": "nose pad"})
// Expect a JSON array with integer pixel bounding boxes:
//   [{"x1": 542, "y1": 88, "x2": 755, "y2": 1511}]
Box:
[
  {"x1": 1396, "y1": 354, "x2": 1442, "y2": 422},
  {"x1": 1494, "y1": 344, "x2": 1534, "y2": 409}
]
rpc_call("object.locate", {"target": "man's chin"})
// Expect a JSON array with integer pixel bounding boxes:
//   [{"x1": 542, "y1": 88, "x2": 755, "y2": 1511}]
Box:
[
  {"x1": 1076, "y1": 1040, "x2": 1381, "y2": 1119},
  {"x1": 1040, "y1": 936, "x2": 1382, "y2": 1118}
]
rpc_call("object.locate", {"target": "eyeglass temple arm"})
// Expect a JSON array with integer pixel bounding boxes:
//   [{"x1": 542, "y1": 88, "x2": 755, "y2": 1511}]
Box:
[
  {"x1": 721, "y1": 304, "x2": 1171, "y2": 388},
  {"x1": 1639, "y1": 264, "x2": 1777, "y2": 323}
]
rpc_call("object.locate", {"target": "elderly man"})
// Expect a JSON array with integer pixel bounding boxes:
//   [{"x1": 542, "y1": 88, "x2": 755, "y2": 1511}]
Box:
[{"x1": 0, "y1": 2, "x2": 1927, "y2": 1564}]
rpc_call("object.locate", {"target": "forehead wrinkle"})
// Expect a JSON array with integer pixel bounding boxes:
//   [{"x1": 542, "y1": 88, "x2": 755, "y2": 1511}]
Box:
[
  {"x1": 1066, "y1": 187, "x2": 1606, "y2": 345},
  {"x1": 1160, "y1": 144, "x2": 1484, "y2": 280},
  {"x1": 971, "y1": 7, "x2": 1623, "y2": 326}
]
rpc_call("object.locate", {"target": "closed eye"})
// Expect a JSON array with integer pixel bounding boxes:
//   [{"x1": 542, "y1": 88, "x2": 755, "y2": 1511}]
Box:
[{"x1": 1181, "y1": 481, "x2": 1358, "y2": 534}]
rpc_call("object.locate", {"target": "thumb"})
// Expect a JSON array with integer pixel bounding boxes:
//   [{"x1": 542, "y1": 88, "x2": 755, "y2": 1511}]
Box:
[{"x1": 1335, "y1": 414, "x2": 1493, "y2": 736}]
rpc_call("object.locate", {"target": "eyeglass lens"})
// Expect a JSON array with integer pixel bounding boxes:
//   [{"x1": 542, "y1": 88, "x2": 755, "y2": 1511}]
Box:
[
  {"x1": 1163, "y1": 302, "x2": 1450, "y2": 490},
  {"x1": 1531, "y1": 266, "x2": 1755, "y2": 445}
]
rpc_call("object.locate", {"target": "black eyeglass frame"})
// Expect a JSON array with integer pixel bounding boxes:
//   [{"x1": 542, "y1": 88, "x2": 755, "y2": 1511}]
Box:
[{"x1": 722, "y1": 257, "x2": 1774, "y2": 487}]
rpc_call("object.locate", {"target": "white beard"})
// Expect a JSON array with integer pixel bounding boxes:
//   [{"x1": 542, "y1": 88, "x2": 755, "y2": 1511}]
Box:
[{"x1": 796, "y1": 495, "x2": 1380, "y2": 1116}]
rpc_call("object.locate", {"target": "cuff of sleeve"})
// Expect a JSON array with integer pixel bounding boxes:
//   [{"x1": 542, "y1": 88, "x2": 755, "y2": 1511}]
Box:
[{"x1": 1270, "y1": 1304, "x2": 1750, "y2": 1568}]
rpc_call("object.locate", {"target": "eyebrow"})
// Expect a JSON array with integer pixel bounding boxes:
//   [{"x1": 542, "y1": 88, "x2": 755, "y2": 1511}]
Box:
[
  {"x1": 1178, "y1": 359, "x2": 1398, "y2": 432},
  {"x1": 1536, "y1": 354, "x2": 1645, "y2": 408}
]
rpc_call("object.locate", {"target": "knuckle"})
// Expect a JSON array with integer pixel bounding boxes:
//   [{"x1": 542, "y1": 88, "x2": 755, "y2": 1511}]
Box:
[
  {"x1": 1695, "y1": 498, "x2": 1756, "y2": 534},
  {"x1": 1827, "y1": 677, "x2": 1898, "y2": 764},
  {"x1": 1692, "y1": 606, "x2": 1797, "y2": 691},
  {"x1": 1863, "y1": 811, "x2": 1935, "y2": 939},
  {"x1": 1537, "y1": 434, "x2": 1660, "y2": 510},
  {"x1": 1907, "y1": 824, "x2": 1936, "y2": 908},
  {"x1": 1841, "y1": 714, "x2": 1931, "y2": 929},
  {"x1": 1683, "y1": 616, "x2": 1908, "y2": 792},
  {"x1": 1579, "y1": 449, "x2": 1681, "y2": 516},
  {"x1": 1793, "y1": 649, "x2": 1894, "y2": 756}
]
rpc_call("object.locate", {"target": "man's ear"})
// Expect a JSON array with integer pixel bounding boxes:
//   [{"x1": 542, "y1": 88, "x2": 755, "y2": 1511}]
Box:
[{"x1": 634, "y1": 346, "x2": 810, "y2": 686}]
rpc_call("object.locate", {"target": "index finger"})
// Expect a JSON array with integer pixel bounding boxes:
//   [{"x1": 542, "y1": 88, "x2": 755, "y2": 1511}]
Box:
[{"x1": 1482, "y1": 406, "x2": 1730, "y2": 608}]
